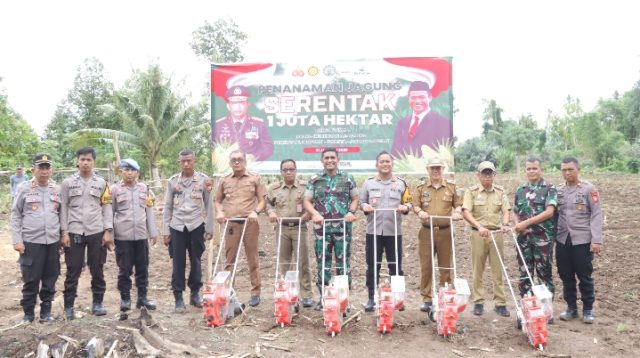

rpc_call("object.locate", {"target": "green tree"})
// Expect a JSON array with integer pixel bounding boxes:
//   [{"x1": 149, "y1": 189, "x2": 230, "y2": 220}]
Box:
[
  {"x1": 0, "y1": 84, "x2": 40, "y2": 168},
  {"x1": 481, "y1": 99, "x2": 504, "y2": 136},
  {"x1": 42, "y1": 57, "x2": 116, "y2": 166},
  {"x1": 190, "y1": 18, "x2": 248, "y2": 63},
  {"x1": 85, "y1": 64, "x2": 208, "y2": 183}
]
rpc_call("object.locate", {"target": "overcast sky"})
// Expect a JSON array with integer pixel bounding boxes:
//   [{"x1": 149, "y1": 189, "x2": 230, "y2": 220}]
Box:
[{"x1": 1, "y1": 0, "x2": 639, "y2": 142}]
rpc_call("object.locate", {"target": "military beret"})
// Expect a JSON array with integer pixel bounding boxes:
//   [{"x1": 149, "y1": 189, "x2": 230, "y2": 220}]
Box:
[
  {"x1": 225, "y1": 85, "x2": 251, "y2": 101},
  {"x1": 119, "y1": 158, "x2": 140, "y2": 171},
  {"x1": 477, "y1": 161, "x2": 496, "y2": 172},
  {"x1": 32, "y1": 154, "x2": 53, "y2": 166}
]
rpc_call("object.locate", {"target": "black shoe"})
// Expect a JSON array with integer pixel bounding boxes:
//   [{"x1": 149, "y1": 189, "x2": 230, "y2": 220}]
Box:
[
  {"x1": 302, "y1": 297, "x2": 314, "y2": 308},
  {"x1": 120, "y1": 292, "x2": 132, "y2": 312},
  {"x1": 39, "y1": 302, "x2": 54, "y2": 323},
  {"x1": 364, "y1": 298, "x2": 375, "y2": 312},
  {"x1": 64, "y1": 306, "x2": 75, "y2": 320},
  {"x1": 92, "y1": 293, "x2": 107, "y2": 316},
  {"x1": 20, "y1": 313, "x2": 35, "y2": 324},
  {"x1": 233, "y1": 303, "x2": 246, "y2": 317},
  {"x1": 174, "y1": 291, "x2": 186, "y2": 313},
  {"x1": 190, "y1": 293, "x2": 203, "y2": 308},
  {"x1": 314, "y1": 301, "x2": 323, "y2": 311},
  {"x1": 494, "y1": 305, "x2": 510, "y2": 317},
  {"x1": 137, "y1": 297, "x2": 157, "y2": 310},
  {"x1": 420, "y1": 302, "x2": 432, "y2": 312},
  {"x1": 92, "y1": 302, "x2": 107, "y2": 316},
  {"x1": 582, "y1": 310, "x2": 595, "y2": 324},
  {"x1": 559, "y1": 308, "x2": 578, "y2": 321},
  {"x1": 473, "y1": 303, "x2": 484, "y2": 316},
  {"x1": 248, "y1": 295, "x2": 261, "y2": 307}
]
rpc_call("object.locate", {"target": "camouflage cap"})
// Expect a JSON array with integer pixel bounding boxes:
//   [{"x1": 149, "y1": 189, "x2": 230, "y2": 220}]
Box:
[
  {"x1": 426, "y1": 157, "x2": 445, "y2": 168},
  {"x1": 477, "y1": 161, "x2": 496, "y2": 172}
]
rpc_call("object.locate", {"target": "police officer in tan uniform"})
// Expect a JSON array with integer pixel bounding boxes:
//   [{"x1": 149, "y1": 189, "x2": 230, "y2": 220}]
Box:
[
  {"x1": 163, "y1": 148, "x2": 214, "y2": 313},
  {"x1": 215, "y1": 150, "x2": 266, "y2": 307},
  {"x1": 412, "y1": 157, "x2": 463, "y2": 319},
  {"x1": 462, "y1": 161, "x2": 511, "y2": 317},
  {"x1": 556, "y1": 157, "x2": 603, "y2": 324},
  {"x1": 266, "y1": 159, "x2": 314, "y2": 308},
  {"x1": 111, "y1": 159, "x2": 159, "y2": 313},
  {"x1": 11, "y1": 154, "x2": 61, "y2": 323},
  {"x1": 60, "y1": 147, "x2": 113, "y2": 319}
]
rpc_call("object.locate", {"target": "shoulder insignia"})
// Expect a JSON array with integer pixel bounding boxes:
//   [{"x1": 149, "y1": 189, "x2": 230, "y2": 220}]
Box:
[
  {"x1": 494, "y1": 184, "x2": 504, "y2": 191},
  {"x1": 310, "y1": 174, "x2": 318, "y2": 182},
  {"x1": 396, "y1": 176, "x2": 408, "y2": 184},
  {"x1": 249, "y1": 116, "x2": 264, "y2": 123},
  {"x1": 591, "y1": 187, "x2": 600, "y2": 203},
  {"x1": 169, "y1": 173, "x2": 179, "y2": 180},
  {"x1": 469, "y1": 184, "x2": 479, "y2": 191},
  {"x1": 446, "y1": 179, "x2": 456, "y2": 184},
  {"x1": 215, "y1": 116, "x2": 229, "y2": 123},
  {"x1": 367, "y1": 176, "x2": 375, "y2": 180},
  {"x1": 269, "y1": 181, "x2": 282, "y2": 190}
]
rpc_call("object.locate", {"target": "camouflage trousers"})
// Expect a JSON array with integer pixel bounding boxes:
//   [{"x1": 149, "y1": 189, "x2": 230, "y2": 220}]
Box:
[
  {"x1": 516, "y1": 232, "x2": 555, "y2": 297},
  {"x1": 314, "y1": 231, "x2": 352, "y2": 288}
]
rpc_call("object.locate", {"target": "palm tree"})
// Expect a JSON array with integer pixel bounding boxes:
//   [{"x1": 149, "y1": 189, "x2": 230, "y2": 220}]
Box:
[{"x1": 79, "y1": 64, "x2": 206, "y2": 184}]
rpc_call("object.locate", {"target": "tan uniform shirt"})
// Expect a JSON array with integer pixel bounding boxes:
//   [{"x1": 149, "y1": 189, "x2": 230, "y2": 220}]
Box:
[
  {"x1": 412, "y1": 178, "x2": 462, "y2": 227},
  {"x1": 163, "y1": 171, "x2": 214, "y2": 235},
  {"x1": 11, "y1": 180, "x2": 61, "y2": 245},
  {"x1": 111, "y1": 181, "x2": 158, "y2": 241},
  {"x1": 266, "y1": 179, "x2": 307, "y2": 223},
  {"x1": 216, "y1": 171, "x2": 266, "y2": 218},
  {"x1": 60, "y1": 173, "x2": 113, "y2": 235},
  {"x1": 462, "y1": 184, "x2": 510, "y2": 229}
]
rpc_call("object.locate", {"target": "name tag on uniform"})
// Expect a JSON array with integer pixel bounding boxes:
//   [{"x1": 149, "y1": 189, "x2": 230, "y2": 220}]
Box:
[
  {"x1": 371, "y1": 191, "x2": 381, "y2": 206},
  {"x1": 296, "y1": 203, "x2": 303, "y2": 213}
]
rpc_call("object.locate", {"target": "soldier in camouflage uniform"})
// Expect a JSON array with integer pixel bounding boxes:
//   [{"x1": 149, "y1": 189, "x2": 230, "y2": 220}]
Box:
[
  {"x1": 513, "y1": 158, "x2": 558, "y2": 301},
  {"x1": 303, "y1": 148, "x2": 359, "y2": 311}
]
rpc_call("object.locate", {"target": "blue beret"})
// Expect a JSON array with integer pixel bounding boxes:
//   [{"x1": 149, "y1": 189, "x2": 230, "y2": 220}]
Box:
[
  {"x1": 225, "y1": 85, "x2": 250, "y2": 100},
  {"x1": 119, "y1": 158, "x2": 140, "y2": 171}
]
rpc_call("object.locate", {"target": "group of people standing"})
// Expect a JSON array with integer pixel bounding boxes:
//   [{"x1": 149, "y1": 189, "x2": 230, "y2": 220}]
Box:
[{"x1": 10, "y1": 146, "x2": 602, "y2": 327}]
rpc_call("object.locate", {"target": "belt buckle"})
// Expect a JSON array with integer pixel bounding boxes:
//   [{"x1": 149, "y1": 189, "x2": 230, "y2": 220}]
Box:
[{"x1": 285, "y1": 222, "x2": 296, "y2": 227}]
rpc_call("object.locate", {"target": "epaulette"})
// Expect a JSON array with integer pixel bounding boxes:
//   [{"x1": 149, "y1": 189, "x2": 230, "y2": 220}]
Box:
[
  {"x1": 367, "y1": 176, "x2": 375, "y2": 181},
  {"x1": 395, "y1": 176, "x2": 407, "y2": 184},
  {"x1": 215, "y1": 116, "x2": 229, "y2": 123},
  {"x1": 169, "y1": 173, "x2": 180, "y2": 180},
  {"x1": 494, "y1": 184, "x2": 505, "y2": 191},
  {"x1": 298, "y1": 179, "x2": 308, "y2": 186},
  {"x1": 469, "y1": 184, "x2": 479, "y2": 191},
  {"x1": 309, "y1": 174, "x2": 319, "y2": 182},
  {"x1": 249, "y1": 116, "x2": 264, "y2": 123},
  {"x1": 446, "y1": 179, "x2": 456, "y2": 185},
  {"x1": 269, "y1": 181, "x2": 282, "y2": 190}
]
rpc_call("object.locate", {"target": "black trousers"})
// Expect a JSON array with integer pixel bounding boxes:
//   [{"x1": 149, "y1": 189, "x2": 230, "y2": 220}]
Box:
[
  {"x1": 556, "y1": 235, "x2": 595, "y2": 310},
  {"x1": 63, "y1": 232, "x2": 107, "y2": 300},
  {"x1": 115, "y1": 239, "x2": 149, "y2": 294},
  {"x1": 20, "y1": 242, "x2": 60, "y2": 311},
  {"x1": 365, "y1": 233, "x2": 404, "y2": 297},
  {"x1": 170, "y1": 224, "x2": 205, "y2": 292}
]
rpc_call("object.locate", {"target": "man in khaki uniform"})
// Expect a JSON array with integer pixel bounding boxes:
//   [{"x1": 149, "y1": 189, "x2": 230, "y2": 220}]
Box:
[
  {"x1": 462, "y1": 161, "x2": 511, "y2": 317},
  {"x1": 412, "y1": 157, "x2": 463, "y2": 319},
  {"x1": 266, "y1": 159, "x2": 314, "y2": 308},
  {"x1": 215, "y1": 150, "x2": 266, "y2": 307}
]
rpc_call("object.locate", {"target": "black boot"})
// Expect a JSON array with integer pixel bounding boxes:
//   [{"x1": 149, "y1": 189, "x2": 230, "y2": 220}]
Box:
[
  {"x1": 137, "y1": 288, "x2": 156, "y2": 310},
  {"x1": 39, "y1": 301, "x2": 55, "y2": 323},
  {"x1": 314, "y1": 286, "x2": 323, "y2": 311},
  {"x1": 120, "y1": 292, "x2": 131, "y2": 312},
  {"x1": 64, "y1": 297, "x2": 75, "y2": 321},
  {"x1": 190, "y1": 291, "x2": 203, "y2": 308},
  {"x1": 92, "y1": 293, "x2": 107, "y2": 316},
  {"x1": 20, "y1": 307, "x2": 35, "y2": 324},
  {"x1": 364, "y1": 292, "x2": 375, "y2": 313},
  {"x1": 174, "y1": 291, "x2": 186, "y2": 313}
]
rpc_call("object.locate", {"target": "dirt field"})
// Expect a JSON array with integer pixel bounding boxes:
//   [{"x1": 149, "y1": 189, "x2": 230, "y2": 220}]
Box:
[{"x1": 0, "y1": 172, "x2": 638, "y2": 357}]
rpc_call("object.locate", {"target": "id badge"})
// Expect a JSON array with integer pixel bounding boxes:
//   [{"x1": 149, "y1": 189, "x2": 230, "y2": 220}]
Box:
[{"x1": 296, "y1": 203, "x2": 303, "y2": 213}]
